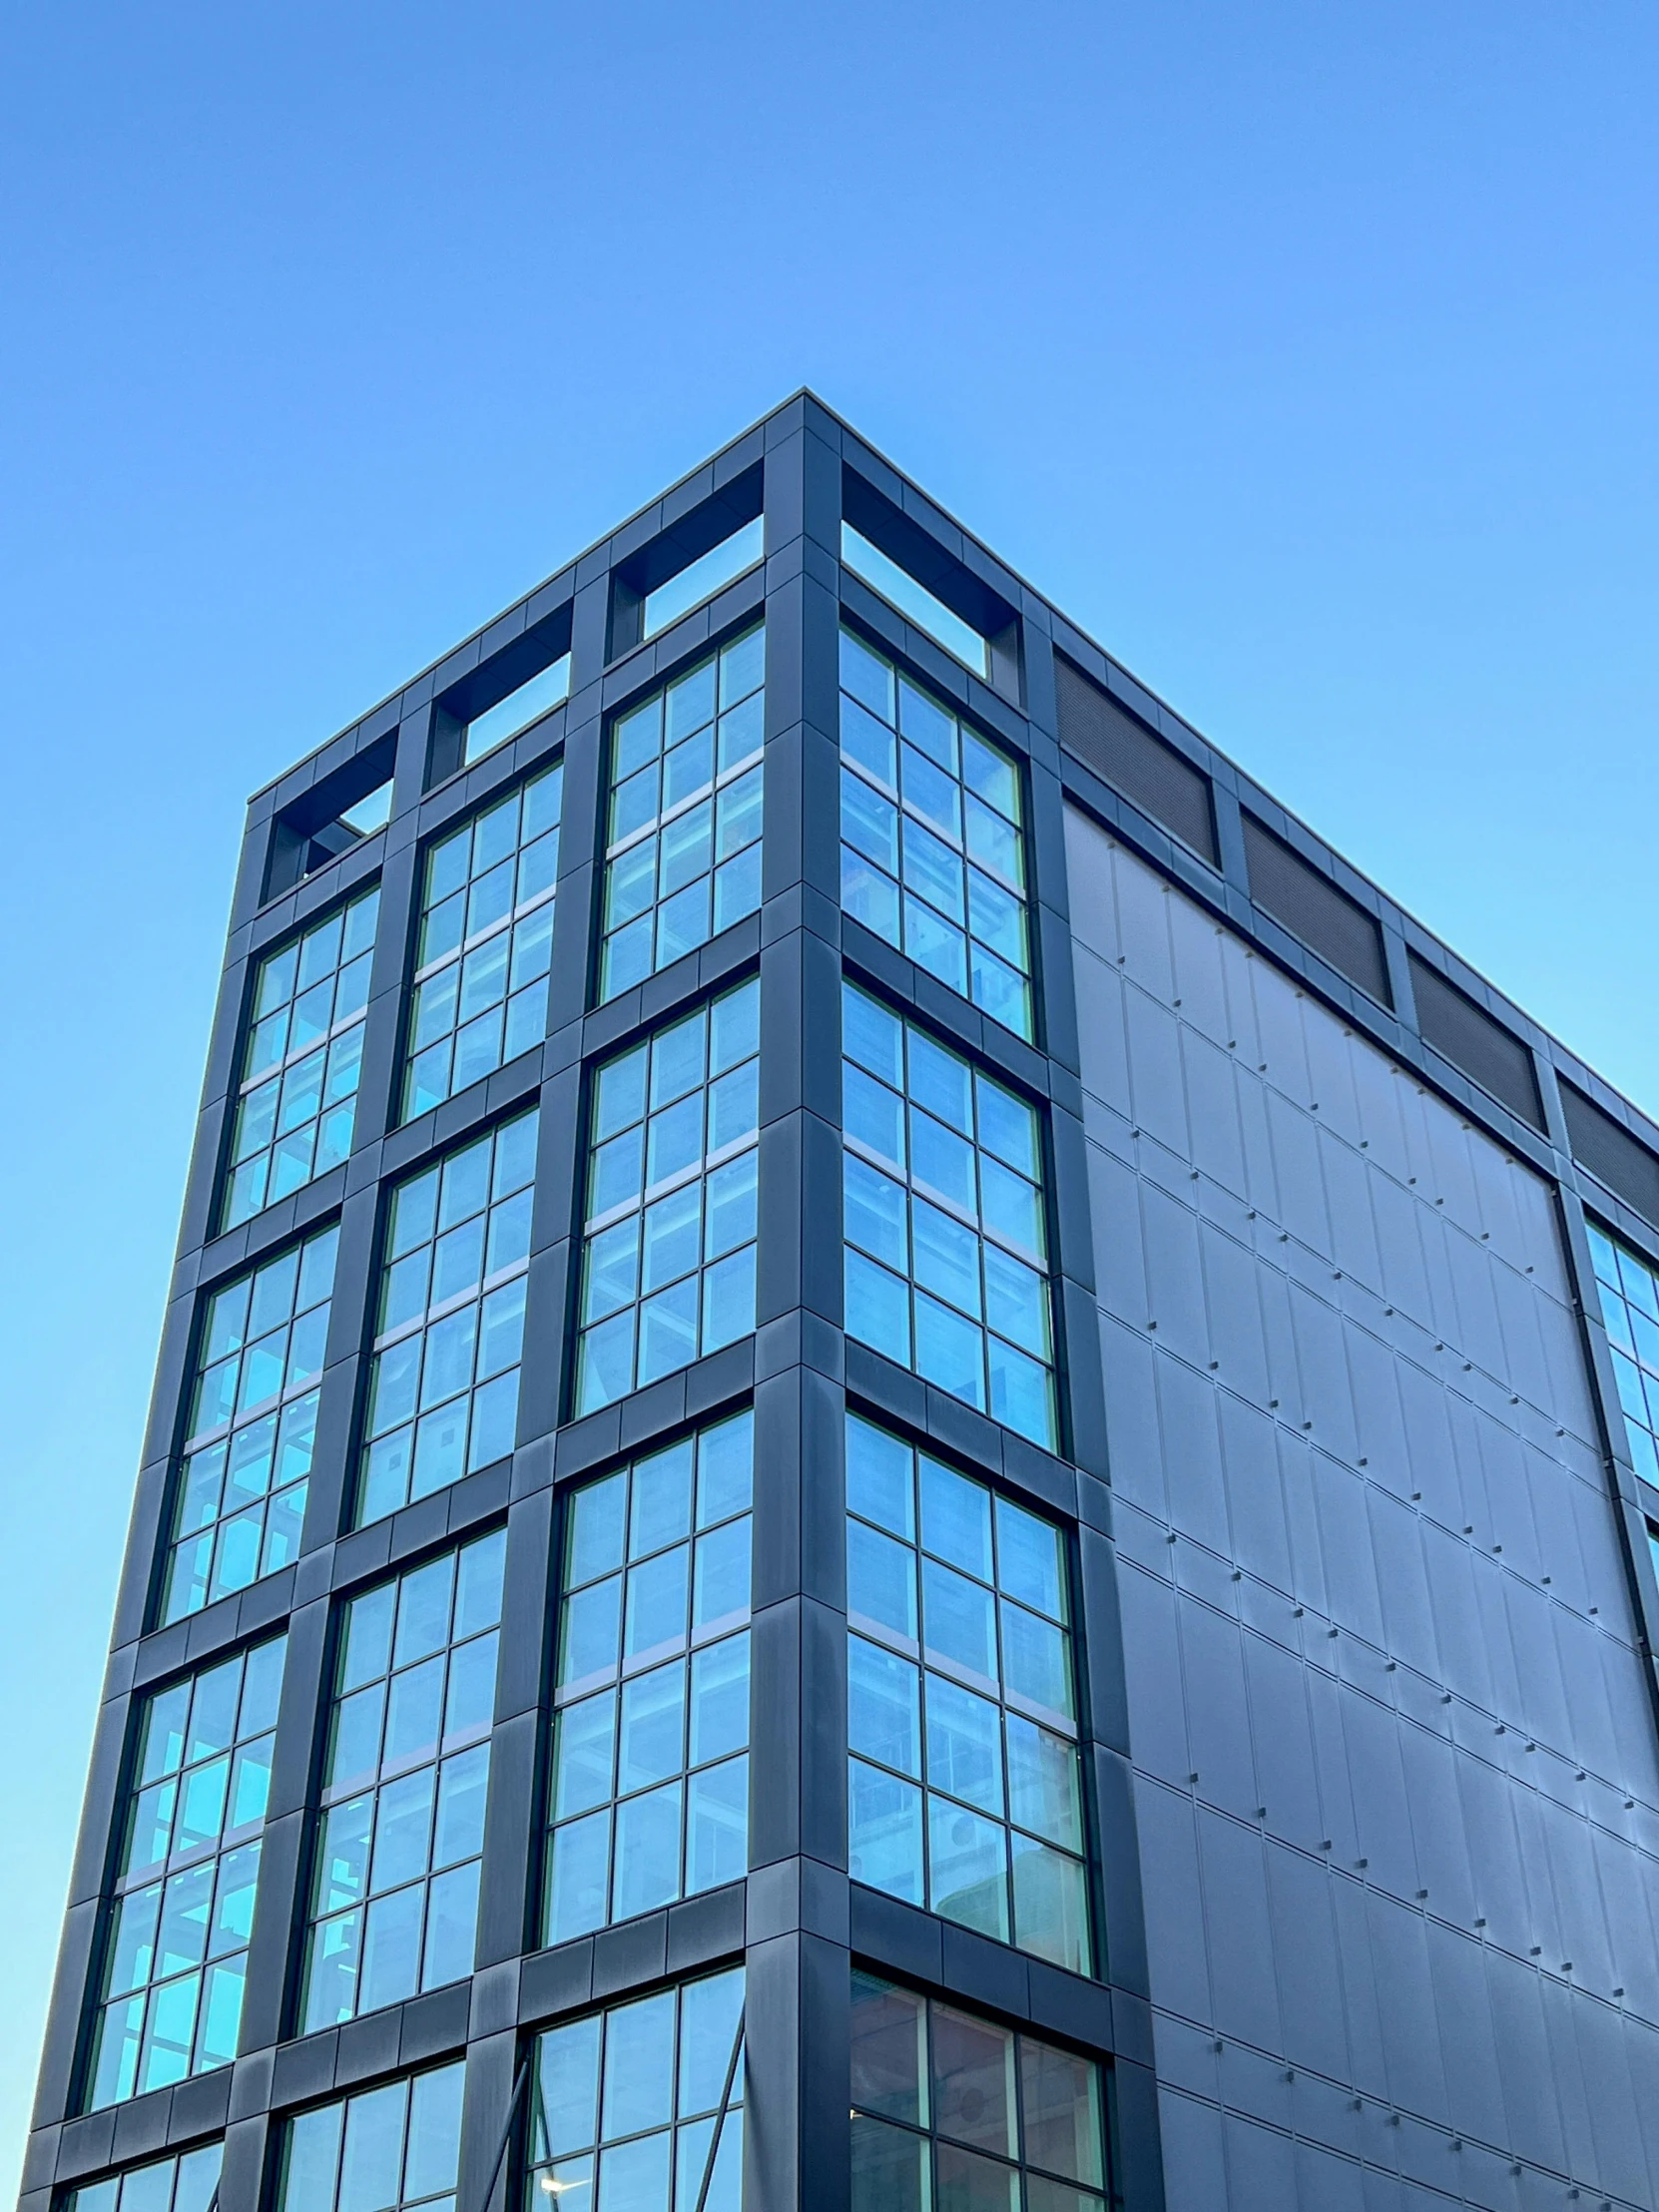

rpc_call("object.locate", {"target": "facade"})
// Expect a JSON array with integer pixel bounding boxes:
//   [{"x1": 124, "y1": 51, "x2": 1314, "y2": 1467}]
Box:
[{"x1": 21, "y1": 390, "x2": 1659, "y2": 2212}]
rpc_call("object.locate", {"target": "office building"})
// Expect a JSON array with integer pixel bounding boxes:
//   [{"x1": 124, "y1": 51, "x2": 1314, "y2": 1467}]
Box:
[{"x1": 21, "y1": 393, "x2": 1659, "y2": 2211}]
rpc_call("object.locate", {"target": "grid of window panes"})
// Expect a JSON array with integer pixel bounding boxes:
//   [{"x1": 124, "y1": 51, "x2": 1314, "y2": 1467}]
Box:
[
  {"x1": 528, "y1": 1968, "x2": 744, "y2": 2212},
  {"x1": 850, "y1": 1971, "x2": 1110, "y2": 2212},
  {"x1": 844, "y1": 1416, "x2": 1090, "y2": 1973},
  {"x1": 224, "y1": 887, "x2": 379, "y2": 1230},
  {"x1": 839, "y1": 628, "x2": 1032, "y2": 1041},
  {"x1": 65, "y1": 2145, "x2": 222, "y2": 2212},
  {"x1": 402, "y1": 764, "x2": 562, "y2": 1121},
  {"x1": 303, "y1": 1532, "x2": 502, "y2": 2030},
  {"x1": 576, "y1": 978, "x2": 759, "y2": 1414},
  {"x1": 544, "y1": 1413, "x2": 753, "y2": 1943},
  {"x1": 161, "y1": 1225, "x2": 337, "y2": 1624},
  {"x1": 359, "y1": 1111, "x2": 537, "y2": 1524},
  {"x1": 842, "y1": 983, "x2": 1055, "y2": 1448},
  {"x1": 279, "y1": 2061, "x2": 464, "y2": 2212},
  {"x1": 87, "y1": 1639, "x2": 285, "y2": 2109},
  {"x1": 1587, "y1": 1221, "x2": 1659, "y2": 1487},
  {"x1": 598, "y1": 625, "x2": 765, "y2": 1001}
]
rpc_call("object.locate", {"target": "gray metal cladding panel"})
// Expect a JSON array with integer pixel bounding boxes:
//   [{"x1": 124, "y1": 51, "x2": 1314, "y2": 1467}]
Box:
[{"x1": 1064, "y1": 804, "x2": 1659, "y2": 2210}]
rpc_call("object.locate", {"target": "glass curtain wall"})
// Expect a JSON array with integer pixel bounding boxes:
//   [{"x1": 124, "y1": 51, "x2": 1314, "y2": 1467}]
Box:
[
  {"x1": 850, "y1": 1971, "x2": 1110, "y2": 2211},
  {"x1": 162, "y1": 1225, "x2": 337, "y2": 1623},
  {"x1": 65, "y1": 2146, "x2": 222, "y2": 2212},
  {"x1": 223, "y1": 887, "x2": 379, "y2": 1230},
  {"x1": 402, "y1": 764, "x2": 562, "y2": 1120},
  {"x1": 543, "y1": 1413, "x2": 753, "y2": 1942},
  {"x1": 575, "y1": 977, "x2": 760, "y2": 1413},
  {"x1": 598, "y1": 627, "x2": 764, "y2": 1000},
  {"x1": 359, "y1": 1110, "x2": 537, "y2": 1522},
  {"x1": 527, "y1": 1968, "x2": 745, "y2": 2211},
  {"x1": 1587, "y1": 1220, "x2": 1659, "y2": 1486},
  {"x1": 841, "y1": 983, "x2": 1055, "y2": 1448},
  {"x1": 303, "y1": 1533, "x2": 503, "y2": 2029},
  {"x1": 87, "y1": 1639, "x2": 285, "y2": 2108},
  {"x1": 838, "y1": 628, "x2": 1032, "y2": 1040},
  {"x1": 843, "y1": 1414, "x2": 1091, "y2": 1974},
  {"x1": 278, "y1": 2061, "x2": 464, "y2": 2212}
]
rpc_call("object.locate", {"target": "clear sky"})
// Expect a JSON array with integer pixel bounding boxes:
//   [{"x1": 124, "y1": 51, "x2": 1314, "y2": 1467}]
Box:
[{"x1": 2, "y1": 0, "x2": 1655, "y2": 2185}]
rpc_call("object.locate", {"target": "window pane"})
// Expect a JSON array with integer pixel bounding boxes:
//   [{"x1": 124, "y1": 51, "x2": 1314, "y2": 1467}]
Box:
[
  {"x1": 600, "y1": 628, "x2": 765, "y2": 1000},
  {"x1": 303, "y1": 1538, "x2": 499, "y2": 2029},
  {"x1": 357, "y1": 1111, "x2": 536, "y2": 1524},
  {"x1": 88, "y1": 1642, "x2": 285, "y2": 2109},
  {"x1": 545, "y1": 1417, "x2": 753, "y2": 1942},
  {"x1": 530, "y1": 1974, "x2": 744, "y2": 2209},
  {"x1": 276, "y1": 2061, "x2": 462, "y2": 2211},
  {"x1": 838, "y1": 629, "x2": 1030, "y2": 1037},
  {"x1": 165, "y1": 1228, "x2": 336, "y2": 1625},
  {"x1": 844, "y1": 1414, "x2": 1091, "y2": 1977},
  {"x1": 224, "y1": 889, "x2": 378, "y2": 1229},
  {"x1": 841, "y1": 984, "x2": 1054, "y2": 1443},
  {"x1": 577, "y1": 981, "x2": 760, "y2": 1409}
]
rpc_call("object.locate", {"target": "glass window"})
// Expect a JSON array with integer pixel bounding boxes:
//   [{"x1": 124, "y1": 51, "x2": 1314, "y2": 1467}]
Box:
[
  {"x1": 464, "y1": 658, "x2": 571, "y2": 769},
  {"x1": 86, "y1": 1639, "x2": 286, "y2": 2109},
  {"x1": 359, "y1": 1110, "x2": 537, "y2": 1525},
  {"x1": 161, "y1": 1224, "x2": 338, "y2": 1624},
  {"x1": 598, "y1": 627, "x2": 765, "y2": 1002},
  {"x1": 575, "y1": 976, "x2": 760, "y2": 1414},
  {"x1": 302, "y1": 1533, "x2": 504, "y2": 2032},
  {"x1": 839, "y1": 629, "x2": 1032, "y2": 1040},
  {"x1": 844, "y1": 1415, "x2": 1090, "y2": 1974},
  {"x1": 403, "y1": 765, "x2": 562, "y2": 1121},
  {"x1": 527, "y1": 1967, "x2": 744, "y2": 2212},
  {"x1": 64, "y1": 2145, "x2": 222, "y2": 2212},
  {"x1": 841, "y1": 982, "x2": 1055, "y2": 1448},
  {"x1": 279, "y1": 2061, "x2": 463, "y2": 2212},
  {"x1": 224, "y1": 886, "x2": 379, "y2": 1231},
  {"x1": 643, "y1": 516, "x2": 765, "y2": 641},
  {"x1": 841, "y1": 525, "x2": 991, "y2": 678},
  {"x1": 850, "y1": 1971, "x2": 1110, "y2": 2211},
  {"x1": 1587, "y1": 1221, "x2": 1659, "y2": 1490},
  {"x1": 543, "y1": 1413, "x2": 752, "y2": 1943}
]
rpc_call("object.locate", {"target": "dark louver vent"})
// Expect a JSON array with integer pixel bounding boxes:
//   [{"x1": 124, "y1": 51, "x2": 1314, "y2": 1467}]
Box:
[
  {"x1": 1240, "y1": 816, "x2": 1391, "y2": 1007},
  {"x1": 1561, "y1": 1082, "x2": 1659, "y2": 1228},
  {"x1": 1407, "y1": 954, "x2": 1545, "y2": 1132},
  {"x1": 1054, "y1": 655, "x2": 1218, "y2": 867}
]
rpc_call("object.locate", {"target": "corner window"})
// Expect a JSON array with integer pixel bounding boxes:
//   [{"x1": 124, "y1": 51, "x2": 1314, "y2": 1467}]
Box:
[
  {"x1": 279, "y1": 2062, "x2": 463, "y2": 2211},
  {"x1": 841, "y1": 524, "x2": 991, "y2": 678},
  {"x1": 302, "y1": 1532, "x2": 504, "y2": 2030},
  {"x1": 598, "y1": 627, "x2": 765, "y2": 1002},
  {"x1": 839, "y1": 628, "x2": 1032, "y2": 1039},
  {"x1": 544, "y1": 1412, "x2": 752, "y2": 1943},
  {"x1": 402, "y1": 764, "x2": 562, "y2": 1121},
  {"x1": 1588, "y1": 1221, "x2": 1659, "y2": 1488},
  {"x1": 162, "y1": 1224, "x2": 337, "y2": 1624},
  {"x1": 224, "y1": 886, "x2": 379, "y2": 1229},
  {"x1": 527, "y1": 1968, "x2": 745, "y2": 2211},
  {"x1": 87, "y1": 1639, "x2": 285, "y2": 2109},
  {"x1": 359, "y1": 1109, "x2": 536, "y2": 1525},
  {"x1": 844, "y1": 1415, "x2": 1090, "y2": 1974},
  {"x1": 850, "y1": 1972, "x2": 1110, "y2": 2211},
  {"x1": 63, "y1": 2145, "x2": 222, "y2": 2212},
  {"x1": 841, "y1": 983, "x2": 1055, "y2": 1448},
  {"x1": 575, "y1": 977, "x2": 760, "y2": 1414}
]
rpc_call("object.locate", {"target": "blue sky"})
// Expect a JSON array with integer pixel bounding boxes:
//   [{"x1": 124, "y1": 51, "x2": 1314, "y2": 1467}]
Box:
[{"x1": 2, "y1": 0, "x2": 1655, "y2": 2182}]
